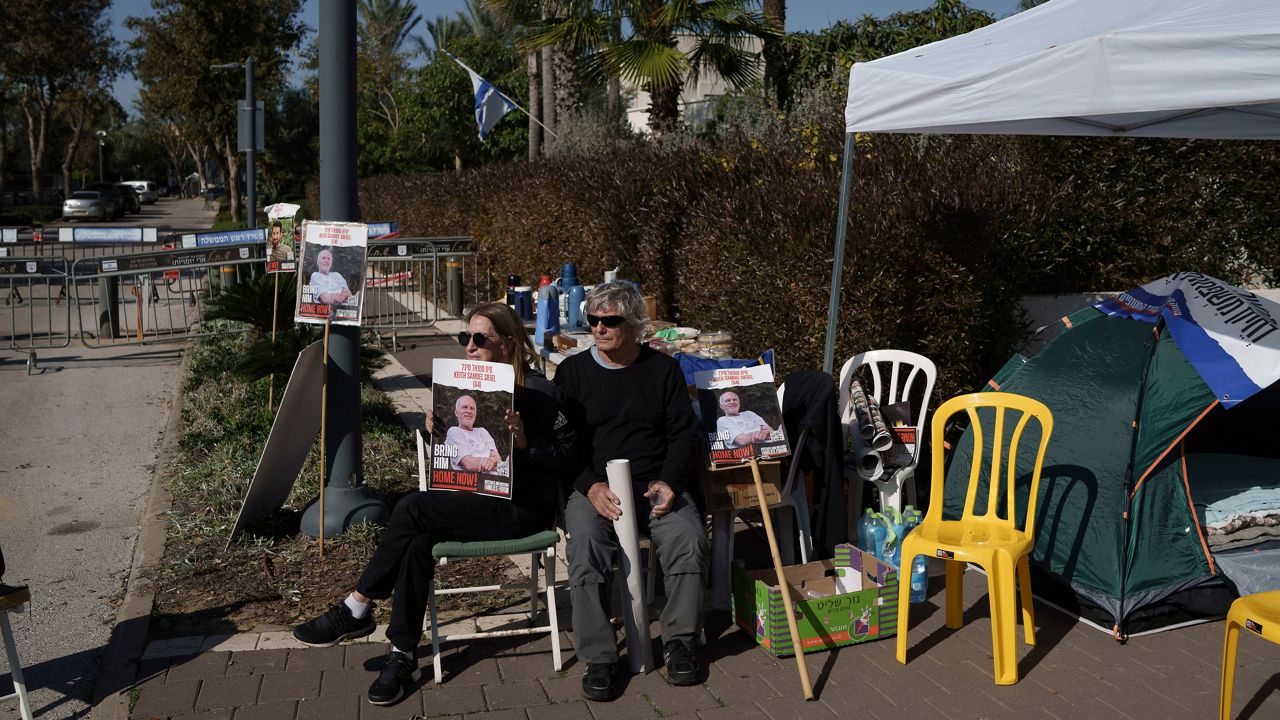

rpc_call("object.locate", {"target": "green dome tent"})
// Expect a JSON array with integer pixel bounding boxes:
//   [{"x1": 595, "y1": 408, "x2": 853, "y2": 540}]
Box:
[{"x1": 945, "y1": 273, "x2": 1280, "y2": 636}]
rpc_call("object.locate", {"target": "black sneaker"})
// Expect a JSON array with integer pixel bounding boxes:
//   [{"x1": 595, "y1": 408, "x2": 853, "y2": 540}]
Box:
[
  {"x1": 368, "y1": 648, "x2": 417, "y2": 706},
  {"x1": 581, "y1": 662, "x2": 619, "y2": 702},
  {"x1": 292, "y1": 600, "x2": 376, "y2": 647},
  {"x1": 662, "y1": 640, "x2": 700, "y2": 686}
]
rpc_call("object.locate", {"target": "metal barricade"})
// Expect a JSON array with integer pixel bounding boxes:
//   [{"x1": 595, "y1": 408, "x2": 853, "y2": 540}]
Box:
[
  {"x1": 72, "y1": 244, "x2": 263, "y2": 348},
  {"x1": 363, "y1": 237, "x2": 474, "y2": 340},
  {"x1": 1, "y1": 257, "x2": 74, "y2": 351}
]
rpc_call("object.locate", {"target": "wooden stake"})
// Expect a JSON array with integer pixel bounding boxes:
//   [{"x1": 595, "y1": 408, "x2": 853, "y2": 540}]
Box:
[
  {"x1": 318, "y1": 318, "x2": 330, "y2": 559},
  {"x1": 268, "y1": 273, "x2": 279, "y2": 410},
  {"x1": 749, "y1": 456, "x2": 814, "y2": 700}
]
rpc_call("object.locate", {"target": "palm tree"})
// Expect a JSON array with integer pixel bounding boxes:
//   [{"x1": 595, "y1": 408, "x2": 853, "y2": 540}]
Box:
[
  {"x1": 522, "y1": 0, "x2": 775, "y2": 136},
  {"x1": 358, "y1": 0, "x2": 423, "y2": 57}
]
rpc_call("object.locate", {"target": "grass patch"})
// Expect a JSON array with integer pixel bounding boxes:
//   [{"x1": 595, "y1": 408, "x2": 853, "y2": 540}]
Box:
[{"x1": 151, "y1": 326, "x2": 520, "y2": 638}]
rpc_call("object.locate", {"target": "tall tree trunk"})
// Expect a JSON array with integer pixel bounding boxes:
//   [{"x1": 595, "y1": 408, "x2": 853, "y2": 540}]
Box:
[
  {"x1": 217, "y1": 137, "x2": 242, "y2": 223},
  {"x1": 606, "y1": 4, "x2": 621, "y2": 124},
  {"x1": 0, "y1": 89, "x2": 8, "y2": 195},
  {"x1": 60, "y1": 104, "x2": 87, "y2": 197},
  {"x1": 647, "y1": 82, "x2": 681, "y2": 138},
  {"x1": 185, "y1": 140, "x2": 207, "y2": 195},
  {"x1": 22, "y1": 93, "x2": 51, "y2": 198},
  {"x1": 540, "y1": 45, "x2": 556, "y2": 145},
  {"x1": 527, "y1": 50, "x2": 542, "y2": 160},
  {"x1": 762, "y1": 0, "x2": 789, "y2": 109},
  {"x1": 551, "y1": 46, "x2": 579, "y2": 132}
]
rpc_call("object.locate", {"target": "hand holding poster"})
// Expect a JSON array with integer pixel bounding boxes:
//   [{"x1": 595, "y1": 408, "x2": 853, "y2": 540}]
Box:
[
  {"x1": 430, "y1": 358, "x2": 516, "y2": 499},
  {"x1": 294, "y1": 221, "x2": 367, "y2": 326},
  {"x1": 695, "y1": 364, "x2": 789, "y2": 466},
  {"x1": 264, "y1": 203, "x2": 301, "y2": 273}
]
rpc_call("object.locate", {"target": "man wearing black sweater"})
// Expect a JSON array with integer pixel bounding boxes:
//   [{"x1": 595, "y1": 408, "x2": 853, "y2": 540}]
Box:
[{"x1": 556, "y1": 281, "x2": 708, "y2": 702}]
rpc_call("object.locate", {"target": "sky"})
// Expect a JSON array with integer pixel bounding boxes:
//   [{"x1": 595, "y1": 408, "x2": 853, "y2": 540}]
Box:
[{"x1": 109, "y1": 0, "x2": 1023, "y2": 116}]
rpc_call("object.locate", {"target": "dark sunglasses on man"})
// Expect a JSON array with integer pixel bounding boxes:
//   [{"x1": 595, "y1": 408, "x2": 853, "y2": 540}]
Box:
[
  {"x1": 456, "y1": 331, "x2": 503, "y2": 348},
  {"x1": 586, "y1": 314, "x2": 626, "y2": 328}
]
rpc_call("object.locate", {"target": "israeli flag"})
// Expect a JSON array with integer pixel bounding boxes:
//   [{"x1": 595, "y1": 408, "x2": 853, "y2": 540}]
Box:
[{"x1": 446, "y1": 52, "x2": 517, "y2": 141}]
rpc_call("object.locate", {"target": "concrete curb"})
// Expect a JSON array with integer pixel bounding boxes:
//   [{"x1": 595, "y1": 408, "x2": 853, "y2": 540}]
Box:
[{"x1": 90, "y1": 343, "x2": 191, "y2": 720}]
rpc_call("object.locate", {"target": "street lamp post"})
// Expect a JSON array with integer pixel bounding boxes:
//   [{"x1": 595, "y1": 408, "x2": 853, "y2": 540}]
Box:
[{"x1": 95, "y1": 130, "x2": 107, "y2": 183}]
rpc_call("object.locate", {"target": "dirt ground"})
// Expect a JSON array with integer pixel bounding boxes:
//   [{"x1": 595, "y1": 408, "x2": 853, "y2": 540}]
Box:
[{"x1": 149, "y1": 511, "x2": 524, "y2": 639}]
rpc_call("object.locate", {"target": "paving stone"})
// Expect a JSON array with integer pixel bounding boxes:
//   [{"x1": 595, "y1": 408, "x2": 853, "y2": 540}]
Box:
[
  {"x1": 232, "y1": 698, "x2": 298, "y2": 720},
  {"x1": 225, "y1": 649, "x2": 289, "y2": 676},
  {"x1": 142, "y1": 636, "x2": 204, "y2": 660},
  {"x1": 260, "y1": 670, "x2": 323, "y2": 700},
  {"x1": 287, "y1": 646, "x2": 347, "y2": 672},
  {"x1": 538, "y1": 675, "x2": 582, "y2": 704},
  {"x1": 703, "y1": 672, "x2": 783, "y2": 705},
  {"x1": 162, "y1": 709, "x2": 236, "y2": 720},
  {"x1": 136, "y1": 657, "x2": 174, "y2": 685},
  {"x1": 131, "y1": 678, "x2": 201, "y2": 718},
  {"x1": 421, "y1": 681, "x2": 489, "y2": 716},
  {"x1": 696, "y1": 705, "x2": 768, "y2": 720},
  {"x1": 584, "y1": 692, "x2": 655, "y2": 720},
  {"x1": 753, "y1": 693, "x2": 837, "y2": 719},
  {"x1": 345, "y1": 642, "x2": 392, "y2": 669},
  {"x1": 461, "y1": 709, "x2": 527, "y2": 720},
  {"x1": 435, "y1": 652, "x2": 503, "y2": 685},
  {"x1": 296, "y1": 695, "x2": 360, "y2": 720},
  {"x1": 166, "y1": 652, "x2": 231, "y2": 682},
  {"x1": 321, "y1": 667, "x2": 374, "y2": 697},
  {"x1": 496, "y1": 650, "x2": 561, "y2": 681},
  {"x1": 359, "y1": 691, "x2": 425, "y2": 719},
  {"x1": 644, "y1": 684, "x2": 722, "y2": 716},
  {"x1": 196, "y1": 674, "x2": 263, "y2": 711},
  {"x1": 482, "y1": 680, "x2": 550, "y2": 709},
  {"x1": 526, "y1": 700, "x2": 594, "y2": 720},
  {"x1": 258, "y1": 631, "x2": 309, "y2": 650},
  {"x1": 474, "y1": 613, "x2": 532, "y2": 632},
  {"x1": 204, "y1": 634, "x2": 261, "y2": 653}
]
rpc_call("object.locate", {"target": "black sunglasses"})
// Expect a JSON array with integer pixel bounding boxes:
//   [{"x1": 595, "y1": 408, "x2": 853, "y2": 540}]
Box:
[
  {"x1": 456, "y1": 331, "x2": 503, "y2": 348},
  {"x1": 587, "y1": 314, "x2": 627, "y2": 328}
]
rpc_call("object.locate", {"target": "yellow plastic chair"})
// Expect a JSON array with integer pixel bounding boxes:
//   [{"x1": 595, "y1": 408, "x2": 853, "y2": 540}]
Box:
[
  {"x1": 1219, "y1": 590, "x2": 1280, "y2": 719},
  {"x1": 896, "y1": 392, "x2": 1053, "y2": 686}
]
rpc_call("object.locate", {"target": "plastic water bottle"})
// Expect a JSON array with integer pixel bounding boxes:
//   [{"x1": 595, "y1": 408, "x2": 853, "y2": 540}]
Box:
[
  {"x1": 856, "y1": 510, "x2": 877, "y2": 556},
  {"x1": 910, "y1": 555, "x2": 929, "y2": 603}
]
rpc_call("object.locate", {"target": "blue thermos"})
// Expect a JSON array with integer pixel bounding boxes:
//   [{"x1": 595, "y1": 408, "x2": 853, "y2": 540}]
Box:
[
  {"x1": 535, "y1": 283, "x2": 560, "y2": 349},
  {"x1": 513, "y1": 286, "x2": 533, "y2": 323},
  {"x1": 567, "y1": 284, "x2": 585, "y2": 328}
]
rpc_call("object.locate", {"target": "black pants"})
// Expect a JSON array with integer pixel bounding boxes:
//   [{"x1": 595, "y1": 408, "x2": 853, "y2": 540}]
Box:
[{"x1": 356, "y1": 491, "x2": 547, "y2": 652}]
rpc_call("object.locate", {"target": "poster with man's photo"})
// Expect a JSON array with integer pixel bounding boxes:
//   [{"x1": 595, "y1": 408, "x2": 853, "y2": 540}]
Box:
[
  {"x1": 694, "y1": 365, "x2": 789, "y2": 466},
  {"x1": 429, "y1": 358, "x2": 516, "y2": 499},
  {"x1": 264, "y1": 203, "x2": 300, "y2": 273},
  {"x1": 294, "y1": 221, "x2": 367, "y2": 326}
]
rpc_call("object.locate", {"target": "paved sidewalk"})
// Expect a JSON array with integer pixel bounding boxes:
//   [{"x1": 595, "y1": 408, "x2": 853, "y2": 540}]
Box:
[{"x1": 123, "y1": 565, "x2": 1280, "y2": 720}]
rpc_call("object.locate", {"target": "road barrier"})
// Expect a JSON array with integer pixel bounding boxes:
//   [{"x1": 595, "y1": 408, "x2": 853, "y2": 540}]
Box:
[{"x1": 2, "y1": 234, "x2": 475, "y2": 355}]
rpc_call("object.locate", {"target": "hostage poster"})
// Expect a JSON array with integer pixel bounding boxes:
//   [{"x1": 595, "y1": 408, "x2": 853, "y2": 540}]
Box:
[
  {"x1": 695, "y1": 364, "x2": 789, "y2": 466},
  {"x1": 294, "y1": 221, "x2": 367, "y2": 326},
  {"x1": 430, "y1": 358, "x2": 516, "y2": 499},
  {"x1": 264, "y1": 202, "x2": 301, "y2": 273}
]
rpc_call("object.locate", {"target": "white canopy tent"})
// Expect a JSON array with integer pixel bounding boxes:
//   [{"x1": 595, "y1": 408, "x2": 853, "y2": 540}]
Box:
[{"x1": 823, "y1": 0, "x2": 1280, "y2": 370}]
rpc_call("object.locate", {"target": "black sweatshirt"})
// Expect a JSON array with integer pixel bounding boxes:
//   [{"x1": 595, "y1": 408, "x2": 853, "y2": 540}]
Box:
[
  {"x1": 555, "y1": 344, "x2": 700, "y2": 498},
  {"x1": 510, "y1": 369, "x2": 576, "y2": 518}
]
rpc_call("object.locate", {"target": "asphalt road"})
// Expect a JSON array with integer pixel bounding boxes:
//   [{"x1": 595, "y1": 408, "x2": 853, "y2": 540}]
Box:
[{"x1": 0, "y1": 197, "x2": 214, "y2": 720}]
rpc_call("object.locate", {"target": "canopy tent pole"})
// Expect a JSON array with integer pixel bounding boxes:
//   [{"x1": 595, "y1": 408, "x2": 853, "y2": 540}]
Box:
[{"x1": 823, "y1": 132, "x2": 857, "y2": 374}]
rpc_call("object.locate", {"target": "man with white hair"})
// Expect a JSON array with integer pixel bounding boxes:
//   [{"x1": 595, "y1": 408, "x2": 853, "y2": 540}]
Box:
[{"x1": 555, "y1": 280, "x2": 707, "y2": 702}]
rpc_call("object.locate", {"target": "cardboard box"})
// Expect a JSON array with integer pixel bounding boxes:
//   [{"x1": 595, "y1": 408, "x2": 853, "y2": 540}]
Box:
[
  {"x1": 731, "y1": 545, "x2": 899, "y2": 657},
  {"x1": 697, "y1": 461, "x2": 782, "y2": 513}
]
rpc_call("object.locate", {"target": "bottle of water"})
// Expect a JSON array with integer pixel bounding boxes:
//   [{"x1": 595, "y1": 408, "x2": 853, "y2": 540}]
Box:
[
  {"x1": 856, "y1": 509, "x2": 877, "y2": 555},
  {"x1": 910, "y1": 555, "x2": 928, "y2": 603}
]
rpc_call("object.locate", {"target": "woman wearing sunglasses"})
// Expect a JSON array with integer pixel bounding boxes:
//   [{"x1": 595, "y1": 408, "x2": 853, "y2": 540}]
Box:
[{"x1": 293, "y1": 302, "x2": 574, "y2": 706}]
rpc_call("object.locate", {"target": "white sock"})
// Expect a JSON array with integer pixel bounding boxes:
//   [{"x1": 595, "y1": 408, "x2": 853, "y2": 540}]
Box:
[
  {"x1": 344, "y1": 594, "x2": 370, "y2": 619},
  {"x1": 392, "y1": 644, "x2": 415, "y2": 659}
]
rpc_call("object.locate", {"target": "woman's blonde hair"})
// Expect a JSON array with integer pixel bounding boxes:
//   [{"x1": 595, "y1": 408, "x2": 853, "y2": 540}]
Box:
[{"x1": 466, "y1": 302, "x2": 536, "y2": 386}]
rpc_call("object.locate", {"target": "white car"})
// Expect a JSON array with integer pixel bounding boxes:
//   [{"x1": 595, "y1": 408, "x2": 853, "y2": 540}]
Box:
[
  {"x1": 123, "y1": 180, "x2": 159, "y2": 205},
  {"x1": 62, "y1": 191, "x2": 115, "y2": 222}
]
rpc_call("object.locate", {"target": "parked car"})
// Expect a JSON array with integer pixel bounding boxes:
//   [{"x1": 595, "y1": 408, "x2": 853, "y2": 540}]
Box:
[
  {"x1": 86, "y1": 182, "x2": 138, "y2": 217},
  {"x1": 123, "y1": 180, "x2": 159, "y2": 205},
  {"x1": 62, "y1": 191, "x2": 115, "y2": 222}
]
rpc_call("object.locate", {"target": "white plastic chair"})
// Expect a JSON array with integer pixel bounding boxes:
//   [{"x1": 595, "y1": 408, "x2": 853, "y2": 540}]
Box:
[
  {"x1": 837, "y1": 350, "x2": 937, "y2": 530},
  {"x1": 709, "y1": 383, "x2": 813, "y2": 609},
  {"x1": 0, "y1": 586, "x2": 33, "y2": 720}
]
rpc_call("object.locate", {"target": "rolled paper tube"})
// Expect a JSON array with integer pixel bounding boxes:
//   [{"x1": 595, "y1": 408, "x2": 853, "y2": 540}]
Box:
[
  {"x1": 848, "y1": 422, "x2": 884, "y2": 480},
  {"x1": 849, "y1": 377, "x2": 893, "y2": 451},
  {"x1": 606, "y1": 459, "x2": 654, "y2": 674}
]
